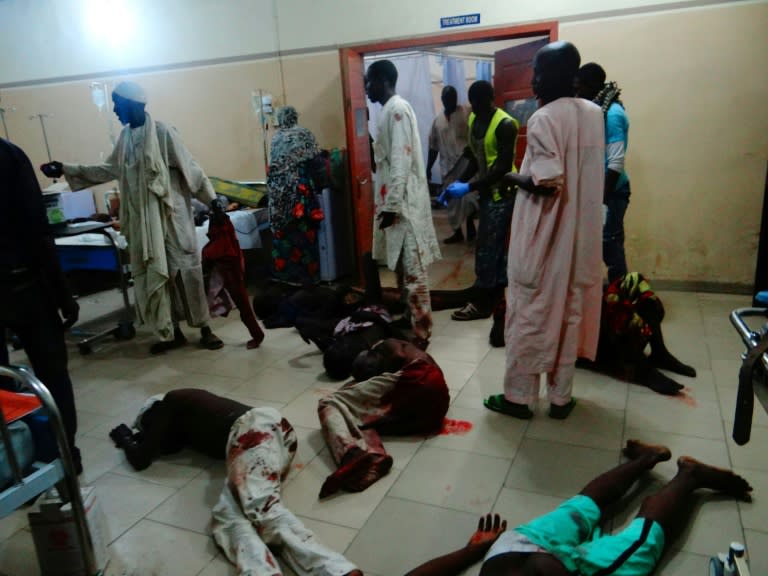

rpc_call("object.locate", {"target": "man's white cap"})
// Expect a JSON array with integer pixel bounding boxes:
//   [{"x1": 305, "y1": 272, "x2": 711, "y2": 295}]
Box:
[{"x1": 113, "y1": 81, "x2": 147, "y2": 104}]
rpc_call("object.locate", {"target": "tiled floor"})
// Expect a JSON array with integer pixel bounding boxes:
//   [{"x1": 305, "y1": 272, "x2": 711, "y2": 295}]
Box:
[{"x1": 2, "y1": 214, "x2": 766, "y2": 575}]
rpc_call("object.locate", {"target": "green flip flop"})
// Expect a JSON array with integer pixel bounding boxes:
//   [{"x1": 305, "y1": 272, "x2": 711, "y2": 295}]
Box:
[{"x1": 483, "y1": 394, "x2": 533, "y2": 419}]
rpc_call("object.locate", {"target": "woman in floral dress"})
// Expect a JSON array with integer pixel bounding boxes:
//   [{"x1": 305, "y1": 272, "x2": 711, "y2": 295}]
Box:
[{"x1": 267, "y1": 106, "x2": 324, "y2": 284}]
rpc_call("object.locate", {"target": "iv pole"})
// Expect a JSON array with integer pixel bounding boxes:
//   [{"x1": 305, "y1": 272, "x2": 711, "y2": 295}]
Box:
[
  {"x1": 0, "y1": 107, "x2": 9, "y2": 140},
  {"x1": 30, "y1": 113, "x2": 54, "y2": 162}
]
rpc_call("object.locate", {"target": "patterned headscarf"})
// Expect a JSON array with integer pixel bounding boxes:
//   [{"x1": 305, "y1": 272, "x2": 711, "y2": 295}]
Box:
[
  {"x1": 593, "y1": 81, "x2": 624, "y2": 115},
  {"x1": 276, "y1": 106, "x2": 299, "y2": 129}
]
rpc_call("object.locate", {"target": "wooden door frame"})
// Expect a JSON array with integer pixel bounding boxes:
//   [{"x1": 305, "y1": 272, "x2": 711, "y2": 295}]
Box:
[{"x1": 340, "y1": 21, "x2": 558, "y2": 279}]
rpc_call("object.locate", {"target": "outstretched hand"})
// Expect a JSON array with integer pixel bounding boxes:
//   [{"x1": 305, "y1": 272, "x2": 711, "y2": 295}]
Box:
[
  {"x1": 40, "y1": 161, "x2": 63, "y2": 179},
  {"x1": 467, "y1": 513, "x2": 507, "y2": 550}
]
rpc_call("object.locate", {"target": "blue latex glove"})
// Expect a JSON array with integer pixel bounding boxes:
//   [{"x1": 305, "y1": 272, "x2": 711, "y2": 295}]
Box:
[{"x1": 445, "y1": 181, "x2": 470, "y2": 199}]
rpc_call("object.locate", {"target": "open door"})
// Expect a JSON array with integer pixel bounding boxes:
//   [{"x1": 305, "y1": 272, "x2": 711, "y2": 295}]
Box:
[
  {"x1": 340, "y1": 48, "x2": 374, "y2": 278},
  {"x1": 494, "y1": 38, "x2": 549, "y2": 170}
]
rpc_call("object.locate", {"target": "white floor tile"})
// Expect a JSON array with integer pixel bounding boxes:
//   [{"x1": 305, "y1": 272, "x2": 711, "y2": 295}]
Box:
[
  {"x1": 147, "y1": 466, "x2": 227, "y2": 534},
  {"x1": 344, "y1": 497, "x2": 479, "y2": 576},
  {"x1": 526, "y1": 401, "x2": 625, "y2": 451},
  {"x1": 389, "y1": 446, "x2": 509, "y2": 514},
  {"x1": 280, "y1": 383, "x2": 345, "y2": 429},
  {"x1": 504, "y1": 438, "x2": 619, "y2": 498},
  {"x1": 228, "y1": 367, "x2": 318, "y2": 403},
  {"x1": 91, "y1": 472, "x2": 177, "y2": 542},
  {"x1": 726, "y1": 424, "x2": 768, "y2": 471},
  {"x1": 744, "y1": 530, "x2": 768, "y2": 576},
  {"x1": 493, "y1": 487, "x2": 566, "y2": 527},
  {"x1": 425, "y1": 404, "x2": 527, "y2": 459},
  {"x1": 734, "y1": 468, "x2": 768, "y2": 532},
  {"x1": 281, "y1": 450, "x2": 401, "y2": 529},
  {"x1": 107, "y1": 519, "x2": 217, "y2": 576},
  {"x1": 626, "y1": 391, "x2": 723, "y2": 440},
  {"x1": 0, "y1": 528, "x2": 38, "y2": 576}
]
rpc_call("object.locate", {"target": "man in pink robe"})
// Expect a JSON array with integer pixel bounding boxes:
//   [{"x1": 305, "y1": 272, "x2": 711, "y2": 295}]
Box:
[{"x1": 484, "y1": 41, "x2": 605, "y2": 420}]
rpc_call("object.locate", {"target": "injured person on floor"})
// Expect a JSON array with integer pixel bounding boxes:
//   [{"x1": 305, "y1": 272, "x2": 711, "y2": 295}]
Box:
[
  {"x1": 109, "y1": 389, "x2": 361, "y2": 576},
  {"x1": 317, "y1": 338, "x2": 450, "y2": 498}
]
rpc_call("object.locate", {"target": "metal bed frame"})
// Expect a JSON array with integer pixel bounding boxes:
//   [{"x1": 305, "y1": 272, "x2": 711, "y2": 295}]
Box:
[{"x1": 0, "y1": 365, "x2": 98, "y2": 575}]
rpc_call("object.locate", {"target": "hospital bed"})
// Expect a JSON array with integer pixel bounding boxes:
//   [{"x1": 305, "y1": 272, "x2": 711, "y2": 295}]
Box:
[
  {"x1": 54, "y1": 221, "x2": 135, "y2": 355},
  {"x1": 0, "y1": 365, "x2": 98, "y2": 575}
]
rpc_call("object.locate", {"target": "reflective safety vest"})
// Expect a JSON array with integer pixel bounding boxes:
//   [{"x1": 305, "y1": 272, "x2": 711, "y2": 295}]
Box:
[{"x1": 468, "y1": 108, "x2": 519, "y2": 201}]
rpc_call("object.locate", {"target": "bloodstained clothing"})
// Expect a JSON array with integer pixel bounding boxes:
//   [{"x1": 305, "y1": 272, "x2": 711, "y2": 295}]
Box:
[
  {"x1": 211, "y1": 407, "x2": 357, "y2": 576},
  {"x1": 318, "y1": 358, "x2": 449, "y2": 494}
]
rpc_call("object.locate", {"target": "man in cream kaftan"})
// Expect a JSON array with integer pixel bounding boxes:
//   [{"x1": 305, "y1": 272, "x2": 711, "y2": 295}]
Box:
[
  {"x1": 367, "y1": 60, "x2": 441, "y2": 346},
  {"x1": 57, "y1": 82, "x2": 222, "y2": 352},
  {"x1": 485, "y1": 42, "x2": 604, "y2": 420}
]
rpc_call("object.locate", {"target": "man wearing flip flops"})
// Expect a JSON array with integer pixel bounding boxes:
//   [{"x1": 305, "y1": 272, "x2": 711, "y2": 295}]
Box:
[{"x1": 483, "y1": 41, "x2": 605, "y2": 420}]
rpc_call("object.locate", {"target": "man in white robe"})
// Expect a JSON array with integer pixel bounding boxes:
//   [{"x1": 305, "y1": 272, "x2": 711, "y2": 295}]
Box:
[
  {"x1": 44, "y1": 81, "x2": 223, "y2": 354},
  {"x1": 366, "y1": 60, "x2": 441, "y2": 348},
  {"x1": 484, "y1": 42, "x2": 604, "y2": 420}
]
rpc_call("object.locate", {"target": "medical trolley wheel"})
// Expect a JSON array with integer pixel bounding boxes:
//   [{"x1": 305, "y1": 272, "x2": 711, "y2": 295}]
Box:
[
  {"x1": 708, "y1": 557, "x2": 725, "y2": 576},
  {"x1": 115, "y1": 322, "x2": 136, "y2": 341}
]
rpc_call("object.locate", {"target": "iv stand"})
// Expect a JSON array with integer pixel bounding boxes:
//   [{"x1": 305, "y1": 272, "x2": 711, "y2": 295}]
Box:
[
  {"x1": 0, "y1": 107, "x2": 9, "y2": 140},
  {"x1": 31, "y1": 113, "x2": 55, "y2": 181},
  {"x1": 31, "y1": 113, "x2": 54, "y2": 162}
]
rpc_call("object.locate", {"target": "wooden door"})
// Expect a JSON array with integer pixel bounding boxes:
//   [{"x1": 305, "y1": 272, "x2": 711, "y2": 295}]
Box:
[
  {"x1": 494, "y1": 38, "x2": 549, "y2": 170},
  {"x1": 340, "y1": 48, "x2": 374, "y2": 278}
]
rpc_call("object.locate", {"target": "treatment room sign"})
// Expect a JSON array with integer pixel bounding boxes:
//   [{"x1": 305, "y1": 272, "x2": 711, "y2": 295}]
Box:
[{"x1": 440, "y1": 13, "x2": 481, "y2": 29}]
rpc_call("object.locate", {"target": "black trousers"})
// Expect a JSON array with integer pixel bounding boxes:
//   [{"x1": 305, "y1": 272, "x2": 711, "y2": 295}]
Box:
[{"x1": 0, "y1": 274, "x2": 80, "y2": 467}]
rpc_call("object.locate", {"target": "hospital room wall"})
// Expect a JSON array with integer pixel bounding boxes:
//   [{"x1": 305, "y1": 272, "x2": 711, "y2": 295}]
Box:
[
  {"x1": 560, "y1": 2, "x2": 768, "y2": 286},
  {"x1": 1, "y1": 2, "x2": 766, "y2": 285},
  {"x1": 1, "y1": 53, "x2": 345, "y2": 188}
]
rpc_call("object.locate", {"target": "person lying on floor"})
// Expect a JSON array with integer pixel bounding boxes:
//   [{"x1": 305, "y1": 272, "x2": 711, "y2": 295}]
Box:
[
  {"x1": 318, "y1": 338, "x2": 450, "y2": 498},
  {"x1": 297, "y1": 304, "x2": 406, "y2": 380},
  {"x1": 489, "y1": 273, "x2": 696, "y2": 396},
  {"x1": 109, "y1": 389, "x2": 361, "y2": 576},
  {"x1": 404, "y1": 440, "x2": 752, "y2": 576}
]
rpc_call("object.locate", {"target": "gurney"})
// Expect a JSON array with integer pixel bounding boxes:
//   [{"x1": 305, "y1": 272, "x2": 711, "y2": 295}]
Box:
[
  {"x1": 729, "y1": 294, "x2": 768, "y2": 445},
  {"x1": 0, "y1": 366, "x2": 99, "y2": 574}
]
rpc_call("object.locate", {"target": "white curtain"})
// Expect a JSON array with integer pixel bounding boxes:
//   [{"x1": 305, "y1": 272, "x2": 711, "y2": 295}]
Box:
[
  {"x1": 366, "y1": 54, "x2": 435, "y2": 167},
  {"x1": 476, "y1": 61, "x2": 492, "y2": 83},
  {"x1": 442, "y1": 57, "x2": 467, "y2": 104}
]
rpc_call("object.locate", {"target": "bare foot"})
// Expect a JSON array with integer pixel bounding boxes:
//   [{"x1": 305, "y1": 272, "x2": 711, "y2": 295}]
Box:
[
  {"x1": 677, "y1": 456, "x2": 753, "y2": 501},
  {"x1": 623, "y1": 439, "x2": 672, "y2": 466}
]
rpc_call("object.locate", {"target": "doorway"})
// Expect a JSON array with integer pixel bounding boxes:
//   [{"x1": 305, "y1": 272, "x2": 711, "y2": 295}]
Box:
[{"x1": 339, "y1": 22, "x2": 558, "y2": 280}]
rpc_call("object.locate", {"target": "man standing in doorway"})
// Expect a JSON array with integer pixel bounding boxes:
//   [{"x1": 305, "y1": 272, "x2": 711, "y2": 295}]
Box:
[
  {"x1": 484, "y1": 41, "x2": 604, "y2": 420},
  {"x1": 365, "y1": 60, "x2": 441, "y2": 350},
  {"x1": 42, "y1": 81, "x2": 224, "y2": 355},
  {"x1": 426, "y1": 85, "x2": 477, "y2": 244},
  {"x1": 443, "y1": 80, "x2": 518, "y2": 321},
  {"x1": 575, "y1": 63, "x2": 631, "y2": 282}
]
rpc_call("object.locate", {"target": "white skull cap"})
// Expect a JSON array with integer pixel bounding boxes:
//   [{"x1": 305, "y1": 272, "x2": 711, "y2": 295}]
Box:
[{"x1": 113, "y1": 81, "x2": 147, "y2": 104}]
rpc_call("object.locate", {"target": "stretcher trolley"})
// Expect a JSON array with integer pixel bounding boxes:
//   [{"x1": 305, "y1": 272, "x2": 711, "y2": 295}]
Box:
[
  {"x1": 54, "y1": 222, "x2": 135, "y2": 355},
  {"x1": 0, "y1": 365, "x2": 100, "y2": 575},
  {"x1": 729, "y1": 300, "x2": 768, "y2": 446}
]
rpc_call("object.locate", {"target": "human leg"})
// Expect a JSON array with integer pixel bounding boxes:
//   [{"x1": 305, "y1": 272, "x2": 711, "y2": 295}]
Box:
[
  {"x1": 635, "y1": 456, "x2": 752, "y2": 543},
  {"x1": 224, "y1": 407, "x2": 357, "y2": 576},
  {"x1": 219, "y1": 264, "x2": 264, "y2": 349},
  {"x1": 579, "y1": 440, "x2": 671, "y2": 512},
  {"x1": 546, "y1": 363, "x2": 577, "y2": 419},
  {"x1": 317, "y1": 377, "x2": 397, "y2": 497},
  {"x1": 10, "y1": 283, "x2": 81, "y2": 472},
  {"x1": 603, "y1": 183, "x2": 630, "y2": 283},
  {"x1": 400, "y1": 232, "x2": 432, "y2": 343}
]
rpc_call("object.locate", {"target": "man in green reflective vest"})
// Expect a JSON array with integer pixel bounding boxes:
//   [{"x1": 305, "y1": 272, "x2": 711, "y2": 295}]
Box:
[{"x1": 444, "y1": 80, "x2": 518, "y2": 321}]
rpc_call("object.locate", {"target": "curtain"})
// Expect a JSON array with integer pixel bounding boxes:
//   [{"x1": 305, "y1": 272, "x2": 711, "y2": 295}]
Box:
[
  {"x1": 442, "y1": 57, "x2": 467, "y2": 104},
  {"x1": 476, "y1": 61, "x2": 492, "y2": 83},
  {"x1": 366, "y1": 54, "x2": 435, "y2": 167}
]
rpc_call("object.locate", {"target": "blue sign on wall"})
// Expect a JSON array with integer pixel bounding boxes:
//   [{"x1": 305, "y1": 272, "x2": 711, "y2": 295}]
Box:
[{"x1": 440, "y1": 13, "x2": 481, "y2": 29}]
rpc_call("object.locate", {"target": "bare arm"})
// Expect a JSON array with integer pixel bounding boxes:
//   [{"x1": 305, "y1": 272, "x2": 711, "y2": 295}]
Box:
[
  {"x1": 503, "y1": 172, "x2": 557, "y2": 197},
  {"x1": 404, "y1": 514, "x2": 507, "y2": 576},
  {"x1": 426, "y1": 148, "x2": 438, "y2": 181},
  {"x1": 469, "y1": 119, "x2": 518, "y2": 195}
]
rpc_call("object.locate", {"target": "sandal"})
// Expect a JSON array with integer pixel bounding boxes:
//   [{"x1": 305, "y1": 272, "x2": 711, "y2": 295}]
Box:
[
  {"x1": 200, "y1": 327, "x2": 224, "y2": 350},
  {"x1": 483, "y1": 394, "x2": 533, "y2": 419},
  {"x1": 548, "y1": 399, "x2": 577, "y2": 420},
  {"x1": 451, "y1": 302, "x2": 491, "y2": 321}
]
